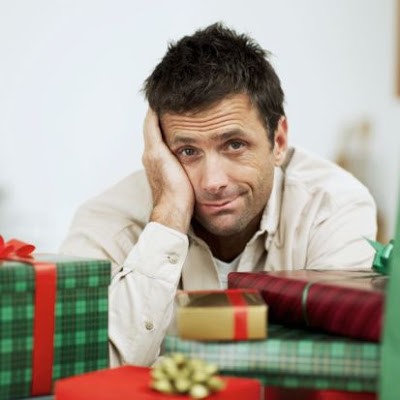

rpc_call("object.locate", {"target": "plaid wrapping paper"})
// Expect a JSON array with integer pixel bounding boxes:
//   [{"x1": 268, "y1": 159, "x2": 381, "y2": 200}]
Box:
[
  {"x1": 0, "y1": 255, "x2": 110, "y2": 400},
  {"x1": 228, "y1": 270, "x2": 385, "y2": 342},
  {"x1": 163, "y1": 324, "x2": 380, "y2": 392}
]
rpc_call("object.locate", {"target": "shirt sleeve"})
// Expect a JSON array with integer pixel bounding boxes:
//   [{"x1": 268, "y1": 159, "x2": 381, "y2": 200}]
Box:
[
  {"x1": 60, "y1": 219, "x2": 188, "y2": 367},
  {"x1": 108, "y1": 222, "x2": 188, "y2": 367},
  {"x1": 306, "y1": 194, "x2": 377, "y2": 269}
]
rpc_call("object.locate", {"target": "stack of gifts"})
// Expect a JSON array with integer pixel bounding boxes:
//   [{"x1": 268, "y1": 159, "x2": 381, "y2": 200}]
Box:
[
  {"x1": 3, "y1": 198, "x2": 399, "y2": 400},
  {"x1": 54, "y1": 290, "x2": 265, "y2": 399},
  {"x1": 1, "y1": 238, "x2": 262, "y2": 400},
  {"x1": 163, "y1": 246, "x2": 395, "y2": 399},
  {"x1": 0, "y1": 237, "x2": 110, "y2": 400}
]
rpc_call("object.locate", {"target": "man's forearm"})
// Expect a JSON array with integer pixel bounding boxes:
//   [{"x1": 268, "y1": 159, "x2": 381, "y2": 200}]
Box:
[{"x1": 108, "y1": 222, "x2": 188, "y2": 366}]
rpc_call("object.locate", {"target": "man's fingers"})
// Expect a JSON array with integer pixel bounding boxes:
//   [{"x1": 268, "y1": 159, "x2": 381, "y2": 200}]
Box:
[{"x1": 143, "y1": 108, "x2": 164, "y2": 150}]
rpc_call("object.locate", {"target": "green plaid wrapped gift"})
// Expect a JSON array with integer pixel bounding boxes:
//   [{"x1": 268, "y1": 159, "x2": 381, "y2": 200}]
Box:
[
  {"x1": 164, "y1": 324, "x2": 380, "y2": 392},
  {"x1": 0, "y1": 254, "x2": 110, "y2": 400}
]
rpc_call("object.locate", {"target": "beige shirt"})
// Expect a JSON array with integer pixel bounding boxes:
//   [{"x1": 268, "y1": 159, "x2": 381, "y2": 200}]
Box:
[{"x1": 60, "y1": 147, "x2": 377, "y2": 367}]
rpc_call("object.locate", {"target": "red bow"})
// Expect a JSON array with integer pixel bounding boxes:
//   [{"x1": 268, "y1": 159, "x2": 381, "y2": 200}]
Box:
[{"x1": 0, "y1": 235, "x2": 36, "y2": 258}]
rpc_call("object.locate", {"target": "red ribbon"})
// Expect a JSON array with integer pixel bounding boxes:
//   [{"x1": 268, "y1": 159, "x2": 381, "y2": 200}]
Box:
[
  {"x1": 0, "y1": 235, "x2": 56, "y2": 395},
  {"x1": 30, "y1": 262, "x2": 56, "y2": 395},
  {"x1": 0, "y1": 235, "x2": 36, "y2": 258},
  {"x1": 226, "y1": 289, "x2": 248, "y2": 340}
]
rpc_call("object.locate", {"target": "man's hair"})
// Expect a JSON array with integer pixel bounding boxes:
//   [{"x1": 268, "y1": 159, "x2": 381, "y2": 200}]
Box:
[{"x1": 143, "y1": 22, "x2": 285, "y2": 143}]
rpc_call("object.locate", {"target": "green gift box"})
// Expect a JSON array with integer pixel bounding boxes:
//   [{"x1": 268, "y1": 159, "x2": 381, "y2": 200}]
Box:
[
  {"x1": 0, "y1": 254, "x2": 110, "y2": 400},
  {"x1": 164, "y1": 324, "x2": 380, "y2": 393}
]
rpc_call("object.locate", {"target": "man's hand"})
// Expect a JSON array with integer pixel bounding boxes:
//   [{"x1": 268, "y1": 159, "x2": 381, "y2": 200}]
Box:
[{"x1": 142, "y1": 108, "x2": 195, "y2": 234}]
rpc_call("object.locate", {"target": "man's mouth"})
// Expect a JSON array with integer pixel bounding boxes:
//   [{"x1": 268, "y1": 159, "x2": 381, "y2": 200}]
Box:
[{"x1": 199, "y1": 197, "x2": 240, "y2": 212}]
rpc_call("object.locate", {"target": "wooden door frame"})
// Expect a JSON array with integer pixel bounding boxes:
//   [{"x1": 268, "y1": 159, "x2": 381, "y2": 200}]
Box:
[{"x1": 397, "y1": 0, "x2": 400, "y2": 96}]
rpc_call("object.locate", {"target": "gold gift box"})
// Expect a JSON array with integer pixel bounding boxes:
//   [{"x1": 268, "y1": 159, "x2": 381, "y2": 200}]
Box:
[{"x1": 176, "y1": 289, "x2": 267, "y2": 341}]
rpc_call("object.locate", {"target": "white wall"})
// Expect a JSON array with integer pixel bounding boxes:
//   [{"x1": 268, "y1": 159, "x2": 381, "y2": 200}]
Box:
[{"x1": 1, "y1": 0, "x2": 399, "y2": 251}]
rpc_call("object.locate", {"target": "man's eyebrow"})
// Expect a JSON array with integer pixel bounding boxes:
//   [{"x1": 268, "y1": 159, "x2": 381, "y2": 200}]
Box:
[
  {"x1": 170, "y1": 136, "x2": 197, "y2": 145},
  {"x1": 171, "y1": 129, "x2": 246, "y2": 146},
  {"x1": 211, "y1": 129, "x2": 246, "y2": 141}
]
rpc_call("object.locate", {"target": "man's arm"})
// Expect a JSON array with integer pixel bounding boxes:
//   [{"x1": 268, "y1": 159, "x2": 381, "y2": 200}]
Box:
[
  {"x1": 108, "y1": 222, "x2": 189, "y2": 366},
  {"x1": 61, "y1": 109, "x2": 195, "y2": 367},
  {"x1": 108, "y1": 109, "x2": 195, "y2": 366},
  {"x1": 142, "y1": 108, "x2": 194, "y2": 233}
]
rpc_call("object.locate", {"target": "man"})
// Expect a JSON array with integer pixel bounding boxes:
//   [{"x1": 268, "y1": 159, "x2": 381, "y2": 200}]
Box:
[{"x1": 60, "y1": 23, "x2": 377, "y2": 367}]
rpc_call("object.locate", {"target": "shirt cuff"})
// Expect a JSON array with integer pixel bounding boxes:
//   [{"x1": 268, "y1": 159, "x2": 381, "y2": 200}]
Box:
[{"x1": 123, "y1": 221, "x2": 189, "y2": 284}]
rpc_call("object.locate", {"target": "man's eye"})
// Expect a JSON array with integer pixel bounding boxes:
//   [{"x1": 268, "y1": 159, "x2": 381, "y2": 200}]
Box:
[
  {"x1": 180, "y1": 148, "x2": 196, "y2": 156},
  {"x1": 228, "y1": 141, "x2": 245, "y2": 150}
]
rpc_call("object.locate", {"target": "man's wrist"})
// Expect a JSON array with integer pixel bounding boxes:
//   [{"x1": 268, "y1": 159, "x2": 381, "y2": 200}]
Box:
[{"x1": 150, "y1": 204, "x2": 192, "y2": 234}]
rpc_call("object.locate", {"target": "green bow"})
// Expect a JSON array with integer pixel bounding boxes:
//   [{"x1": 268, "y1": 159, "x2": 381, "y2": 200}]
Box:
[{"x1": 366, "y1": 238, "x2": 394, "y2": 275}]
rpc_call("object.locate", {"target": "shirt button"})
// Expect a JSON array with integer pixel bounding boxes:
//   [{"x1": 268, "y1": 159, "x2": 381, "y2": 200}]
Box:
[
  {"x1": 145, "y1": 321, "x2": 154, "y2": 331},
  {"x1": 168, "y1": 254, "x2": 179, "y2": 264}
]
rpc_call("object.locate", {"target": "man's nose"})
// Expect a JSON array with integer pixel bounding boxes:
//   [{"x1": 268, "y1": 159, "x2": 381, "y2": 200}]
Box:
[{"x1": 201, "y1": 155, "x2": 229, "y2": 194}]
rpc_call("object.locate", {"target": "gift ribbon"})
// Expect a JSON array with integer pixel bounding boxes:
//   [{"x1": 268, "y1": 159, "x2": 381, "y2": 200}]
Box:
[
  {"x1": 226, "y1": 290, "x2": 248, "y2": 340},
  {"x1": 30, "y1": 262, "x2": 56, "y2": 395},
  {"x1": 0, "y1": 235, "x2": 56, "y2": 396},
  {"x1": 366, "y1": 238, "x2": 394, "y2": 275},
  {"x1": 0, "y1": 235, "x2": 35, "y2": 258}
]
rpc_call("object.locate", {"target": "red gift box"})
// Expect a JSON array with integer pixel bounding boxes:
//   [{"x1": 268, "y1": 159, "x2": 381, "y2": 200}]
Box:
[
  {"x1": 54, "y1": 366, "x2": 262, "y2": 400},
  {"x1": 228, "y1": 270, "x2": 386, "y2": 342},
  {"x1": 264, "y1": 387, "x2": 376, "y2": 400}
]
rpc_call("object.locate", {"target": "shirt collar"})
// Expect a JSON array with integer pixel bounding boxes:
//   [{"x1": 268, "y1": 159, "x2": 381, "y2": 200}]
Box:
[{"x1": 259, "y1": 166, "x2": 284, "y2": 235}]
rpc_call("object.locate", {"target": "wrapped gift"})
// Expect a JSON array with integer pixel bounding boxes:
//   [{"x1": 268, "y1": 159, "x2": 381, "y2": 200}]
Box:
[
  {"x1": 228, "y1": 270, "x2": 385, "y2": 341},
  {"x1": 176, "y1": 289, "x2": 267, "y2": 341},
  {"x1": 164, "y1": 324, "x2": 380, "y2": 393},
  {"x1": 380, "y1": 193, "x2": 400, "y2": 398},
  {"x1": 54, "y1": 365, "x2": 262, "y2": 399},
  {"x1": 0, "y1": 241, "x2": 110, "y2": 400},
  {"x1": 264, "y1": 387, "x2": 376, "y2": 400}
]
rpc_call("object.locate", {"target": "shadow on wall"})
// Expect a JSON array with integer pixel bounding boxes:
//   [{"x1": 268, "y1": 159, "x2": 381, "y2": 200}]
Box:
[
  {"x1": 334, "y1": 118, "x2": 387, "y2": 243},
  {"x1": 0, "y1": 186, "x2": 6, "y2": 230}
]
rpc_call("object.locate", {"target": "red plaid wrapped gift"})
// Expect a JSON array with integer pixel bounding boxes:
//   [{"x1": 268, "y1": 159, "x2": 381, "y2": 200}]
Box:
[{"x1": 228, "y1": 270, "x2": 385, "y2": 341}]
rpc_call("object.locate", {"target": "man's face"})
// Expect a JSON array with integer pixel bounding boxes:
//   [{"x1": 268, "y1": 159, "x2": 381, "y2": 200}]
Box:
[{"x1": 161, "y1": 93, "x2": 287, "y2": 238}]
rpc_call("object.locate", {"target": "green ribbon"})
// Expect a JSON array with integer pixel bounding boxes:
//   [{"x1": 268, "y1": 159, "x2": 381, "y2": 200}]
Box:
[{"x1": 366, "y1": 238, "x2": 394, "y2": 275}]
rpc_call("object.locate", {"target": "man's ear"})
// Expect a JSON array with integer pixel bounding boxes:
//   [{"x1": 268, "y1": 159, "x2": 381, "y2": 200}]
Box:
[{"x1": 273, "y1": 116, "x2": 288, "y2": 166}]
